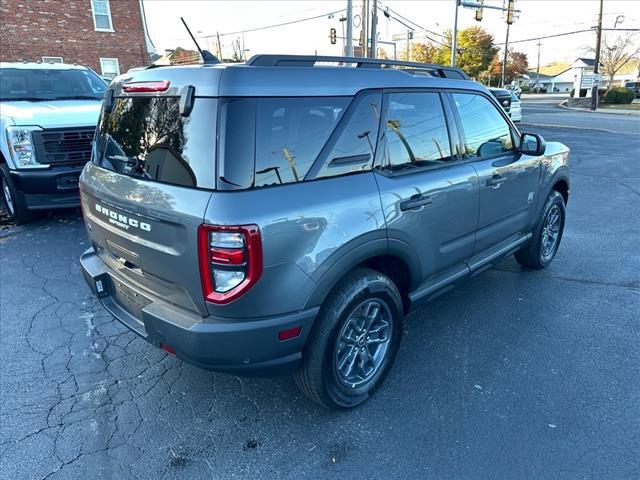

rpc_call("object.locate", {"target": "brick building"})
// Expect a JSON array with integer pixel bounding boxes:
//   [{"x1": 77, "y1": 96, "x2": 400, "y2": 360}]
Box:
[{"x1": 0, "y1": 0, "x2": 156, "y2": 78}]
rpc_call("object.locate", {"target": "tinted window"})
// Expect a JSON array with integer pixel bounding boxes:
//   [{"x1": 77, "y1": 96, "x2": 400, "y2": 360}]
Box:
[
  {"x1": 254, "y1": 97, "x2": 349, "y2": 187},
  {"x1": 315, "y1": 91, "x2": 382, "y2": 179},
  {"x1": 453, "y1": 93, "x2": 513, "y2": 159},
  {"x1": 96, "y1": 96, "x2": 218, "y2": 189},
  {"x1": 218, "y1": 98, "x2": 255, "y2": 190},
  {"x1": 383, "y1": 91, "x2": 452, "y2": 172},
  {"x1": 0, "y1": 68, "x2": 106, "y2": 101}
]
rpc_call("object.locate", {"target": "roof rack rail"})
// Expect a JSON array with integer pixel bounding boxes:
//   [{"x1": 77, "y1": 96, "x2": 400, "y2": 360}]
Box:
[{"x1": 245, "y1": 54, "x2": 469, "y2": 80}]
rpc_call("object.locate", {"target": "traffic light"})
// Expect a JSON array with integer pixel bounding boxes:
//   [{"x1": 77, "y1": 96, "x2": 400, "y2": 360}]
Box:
[
  {"x1": 475, "y1": 0, "x2": 484, "y2": 21},
  {"x1": 506, "y1": 0, "x2": 515, "y2": 24},
  {"x1": 330, "y1": 28, "x2": 337, "y2": 45}
]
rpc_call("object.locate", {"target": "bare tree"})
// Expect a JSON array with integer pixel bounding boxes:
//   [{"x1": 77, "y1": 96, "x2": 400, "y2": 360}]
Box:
[
  {"x1": 231, "y1": 37, "x2": 245, "y2": 63},
  {"x1": 584, "y1": 33, "x2": 640, "y2": 88}
]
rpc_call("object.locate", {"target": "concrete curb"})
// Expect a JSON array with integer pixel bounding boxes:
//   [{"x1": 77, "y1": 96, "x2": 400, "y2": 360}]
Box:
[{"x1": 559, "y1": 101, "x2": 640, "y2": 116}]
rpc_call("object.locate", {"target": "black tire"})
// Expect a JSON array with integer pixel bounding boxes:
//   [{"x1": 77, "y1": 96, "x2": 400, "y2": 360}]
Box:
[
  {"x1": 0, "y1": 163, "x2": 35, "y2": 225},
  {"x1": 515, "y1": 190, "x2": 565, "y2": 269},
  {"x1": 295, "y1": 267, "x2": 403, "y2": 410}
]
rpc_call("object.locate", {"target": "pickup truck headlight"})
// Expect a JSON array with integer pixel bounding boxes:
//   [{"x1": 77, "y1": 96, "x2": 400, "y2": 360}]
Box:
[{"x1": 6, "y1": 126, "x2": 46, "y2": 169}]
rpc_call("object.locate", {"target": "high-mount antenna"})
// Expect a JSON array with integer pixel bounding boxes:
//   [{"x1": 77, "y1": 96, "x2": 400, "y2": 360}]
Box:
[{"x1": 180, "y1": 17, "x2": 220, "y2": 64}]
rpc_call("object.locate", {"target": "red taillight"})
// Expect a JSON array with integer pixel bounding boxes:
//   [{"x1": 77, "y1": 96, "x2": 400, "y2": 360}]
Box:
[
  {"x1": 122, "y1": 80, "x2": 170, "y2": 93},
  {"x1": 210, "y1": 247, "x2": 245, "y2": 265},
  {"x1": 198, "y1": 224, "x2": 263, "y2": 304}
]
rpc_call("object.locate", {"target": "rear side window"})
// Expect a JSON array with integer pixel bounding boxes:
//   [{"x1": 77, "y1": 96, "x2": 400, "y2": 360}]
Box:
[
  {"x1": 382, "y1": 91, "x2": 452, "y2": 172},
  {"x1": 313, "y1": 91, "x2": 382, "y2": 179},
  {"x1": 254, "y1": 97, "x2": 349, "y2": 188},
  {"x1": 96, "y1": 96, "x2": 217, "y2": 189},
  {"x1": 452, "y1": 93, "x2": 513, "y2": 159}
]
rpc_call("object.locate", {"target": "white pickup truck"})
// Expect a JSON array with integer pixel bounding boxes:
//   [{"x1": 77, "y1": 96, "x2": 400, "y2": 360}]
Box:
[{"x1": 0, "y1": 62, "x2": 106, "y2": 223}]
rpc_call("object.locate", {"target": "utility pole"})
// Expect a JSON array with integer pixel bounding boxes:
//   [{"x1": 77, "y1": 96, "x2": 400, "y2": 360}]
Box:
[
  {"x1": 346, "y1": 0, "x2": 353, "y2": 56},
  {"x1": 501, "y1": 0, "x2": 515, "y2": 87},
  {"x1": 360, "y1": 0, "x2": 368, "y2": 57},
  {"x1": 536, "y1": 39, "x2": 541, "y2": 88},
  {"x1": 216, "y1": 32, "x2": 222, "y2": 61},
  {"x1": 451, "y1": 0, "x2": 460, "y2": 67},
  {"x1": 370, "y1": 0, "x2": 378, "y2": 58},
  {"x1": 591, "y1": 0, "x2": 604, "y2": 110}
]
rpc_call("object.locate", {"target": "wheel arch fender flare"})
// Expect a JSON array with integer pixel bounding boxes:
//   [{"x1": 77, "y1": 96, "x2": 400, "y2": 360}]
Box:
[{"x1": 303, "y1": 235, "x2": 422, "y2": 309}]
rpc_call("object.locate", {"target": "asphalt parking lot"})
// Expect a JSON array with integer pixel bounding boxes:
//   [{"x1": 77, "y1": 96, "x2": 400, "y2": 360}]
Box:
[{"x1": 1, "y1": 103, "x2": 639, "y2": 479}]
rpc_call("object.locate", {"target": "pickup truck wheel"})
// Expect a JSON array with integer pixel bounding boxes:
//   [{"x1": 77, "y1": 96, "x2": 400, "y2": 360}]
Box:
[
  {"x1": 515, "y1": 190, "x2": 565, "y2": 269},
  {"x1": 0, "y1": 164, "x2": 34, "y2": 225},
  {"x1": 295, "y1": 267, "x2": 403, "y2": 410}
]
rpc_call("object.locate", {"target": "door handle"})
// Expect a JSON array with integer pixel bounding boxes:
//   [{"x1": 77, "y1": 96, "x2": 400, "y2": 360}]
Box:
[
  {"x1": 486, "y1": 174, "x2": 507, "y2": 188},
  {"x1": 400, "y1": 194, "x2": 432, "y2": 211}
]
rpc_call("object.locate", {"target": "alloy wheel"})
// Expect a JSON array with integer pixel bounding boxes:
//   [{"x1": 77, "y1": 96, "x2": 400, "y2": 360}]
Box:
[{"x1": 334, "y1": 298, "x2": 393, "y2": 388}]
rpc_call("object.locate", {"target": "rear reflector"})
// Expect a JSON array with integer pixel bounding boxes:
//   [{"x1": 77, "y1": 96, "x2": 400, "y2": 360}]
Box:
[
  {"x1": 123, "y1": 80, "x2": 170, "y2": 93},
  {"x1": 278, "y1": 326, "x2": 302, "y2": 341},
  {"x1": 160, "y1": 343, "x2": 176, "y2": 356}
]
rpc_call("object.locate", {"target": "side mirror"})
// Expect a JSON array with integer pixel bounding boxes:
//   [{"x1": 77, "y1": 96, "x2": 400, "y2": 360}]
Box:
[{"x1": 520, "y1": 133, "x2": 546, "y2": 156}]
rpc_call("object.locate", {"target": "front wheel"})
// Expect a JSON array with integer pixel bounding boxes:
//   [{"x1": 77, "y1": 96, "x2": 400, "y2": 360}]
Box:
[
  {"x1": 515, "y1": 190, "x2": 566, "y2": 269},
  {"x1": 295, "y1": 268, "x2": 404, "y2": 410},
  {"x1": 1, "y1": 164, "x2": 35, "y2": 225}
]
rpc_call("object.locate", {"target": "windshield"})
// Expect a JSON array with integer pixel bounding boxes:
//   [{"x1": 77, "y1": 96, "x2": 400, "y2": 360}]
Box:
[{"x1": 0, "y1": 68, "x2": 107, "y2": 101}]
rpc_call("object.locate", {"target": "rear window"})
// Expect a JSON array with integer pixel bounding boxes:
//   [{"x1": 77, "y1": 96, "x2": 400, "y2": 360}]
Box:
[{"x1": 95, "y1": 96, "x2": 217, "y2": 189}]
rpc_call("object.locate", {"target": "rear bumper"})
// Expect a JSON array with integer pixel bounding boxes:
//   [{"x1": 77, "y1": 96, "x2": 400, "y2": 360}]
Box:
[
  {"x1": 80, "y1": 247, "x2": 318, "y2": 376},
  {"x1": 10, "y1": 165, "x2": 83, "y2": 210}
]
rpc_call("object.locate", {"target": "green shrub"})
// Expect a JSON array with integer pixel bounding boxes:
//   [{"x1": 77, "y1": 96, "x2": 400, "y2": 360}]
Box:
[
  {"x1": 604, "y1": 87, "x2": 635, "y2": 104},
  {"x1": 520, "y1": 85, "x2": 531, "y2": 93}
]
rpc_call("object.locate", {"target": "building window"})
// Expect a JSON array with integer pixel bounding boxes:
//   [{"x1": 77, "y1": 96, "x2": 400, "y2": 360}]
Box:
[
  {"x1": 42, "y1": 56, "x2": 63, "y2": 64},
  {"x1": 91, "y1": 0, "x2": 114, "y2": 31},
  {"x1": 100, "y1": 58, "x2": 120, "y2": 79}
]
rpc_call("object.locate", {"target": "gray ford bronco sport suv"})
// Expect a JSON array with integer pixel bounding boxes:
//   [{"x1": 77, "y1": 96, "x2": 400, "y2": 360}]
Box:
[{"x1": 80, "y1": 55, "x2": 570, "y2": 409}]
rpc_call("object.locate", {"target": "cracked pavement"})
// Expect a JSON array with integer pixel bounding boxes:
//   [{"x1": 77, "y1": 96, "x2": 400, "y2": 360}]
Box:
[{"x1": 1, "y1": 118, "x2": 639, "y2": 479}]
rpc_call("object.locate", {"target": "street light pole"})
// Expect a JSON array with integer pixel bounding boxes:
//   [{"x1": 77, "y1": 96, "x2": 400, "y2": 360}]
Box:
[
  {"x1": 451, "y1": 0, "x2": 460, "y2": 67},
  {"x1": 536, "y1": 39, "x2": 541, "y2": 88},
  {"x1": 591, "y1": 0, "x2": 604, "y2": 110},
  {"x1": 346, "y1": 0, "x2": 353, "y2": 56}
]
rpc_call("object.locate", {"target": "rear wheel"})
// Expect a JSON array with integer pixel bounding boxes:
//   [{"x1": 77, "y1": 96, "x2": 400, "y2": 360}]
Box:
[
  {"x1": 295, "y1": 268, "x2": 403, "y2": 409},
  {"x1": 515, "y1": 190, "x2": 565, "y2": 269},
  {"x1": 0, "y1": 163, "x2": 34, "y2": 225}
]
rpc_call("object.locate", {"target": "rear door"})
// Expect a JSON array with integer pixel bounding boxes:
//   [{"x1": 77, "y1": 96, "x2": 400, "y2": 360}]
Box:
[
  {"x1": 374, "y1": 90, "x2": 479, "y2": 285},
  {"x1": 81, "y1": 85, "x2": 218, "y2": 315},
  {"x1": 448, "y1": 92, "x2": 540, "y2": 254}
]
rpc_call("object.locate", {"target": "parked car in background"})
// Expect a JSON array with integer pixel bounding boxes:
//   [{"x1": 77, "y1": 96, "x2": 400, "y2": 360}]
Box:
[
  {"x1": 0, "y1": 62, "x2": 106, "y2": 223},
  {"x1": 510, "y1": 92, "x2": 522, "y2": 122},
  {"x1": 624, "y1": 81, "x2": 640, "y2": 99},
  {"x1": 488, "y1": 87, "x2": 512, "y2": 115},
  {"x1": 506, "y1": 84, "x2": 522, "y2": 98},
  {"x1": 80, "y1": 54, "x2": 570, "y2": 409}
]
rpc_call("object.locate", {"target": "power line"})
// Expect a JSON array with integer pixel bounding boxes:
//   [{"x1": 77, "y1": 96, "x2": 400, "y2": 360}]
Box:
[
  {"x1": 379, "y1": 2, "x2": 449, "y2": 43},
  {"x1": 497, "y1": 27, "x2": 639, "y2": 45},
  {"x1": 204, "y1": 9, "x2": 345, "y2": 38}
]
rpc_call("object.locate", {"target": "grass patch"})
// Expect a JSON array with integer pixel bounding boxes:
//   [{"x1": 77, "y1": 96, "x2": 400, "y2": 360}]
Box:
[{"x1": 600, "y1": 103, "x2": 640, "y2": 111}]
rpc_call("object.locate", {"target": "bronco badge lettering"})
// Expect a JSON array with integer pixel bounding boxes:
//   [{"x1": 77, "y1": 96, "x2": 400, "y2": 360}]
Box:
[{"x1": 94, "y1": 204, "x2": 151, "y2": 232}]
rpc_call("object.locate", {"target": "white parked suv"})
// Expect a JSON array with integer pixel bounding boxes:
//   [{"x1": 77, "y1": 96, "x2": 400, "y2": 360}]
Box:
[{"x1": 0, "y1": 62, "x2": 106, "y2": 223}]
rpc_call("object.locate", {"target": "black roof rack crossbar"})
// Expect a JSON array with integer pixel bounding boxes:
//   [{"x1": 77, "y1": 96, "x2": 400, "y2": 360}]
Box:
[{"x1": 246, "y1": 55, "x2": 469, "y2": 79}]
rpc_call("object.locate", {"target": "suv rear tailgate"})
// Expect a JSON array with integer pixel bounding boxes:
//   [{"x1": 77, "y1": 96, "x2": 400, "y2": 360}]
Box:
[{"x1": 80, "y1": 162, "x2": 212, "y2": 315}]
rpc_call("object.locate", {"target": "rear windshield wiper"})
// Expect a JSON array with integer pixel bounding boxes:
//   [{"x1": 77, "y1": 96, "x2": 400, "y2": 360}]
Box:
[{"x1": 107, "y1": 155, "x2": 152, "y2": 179}]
